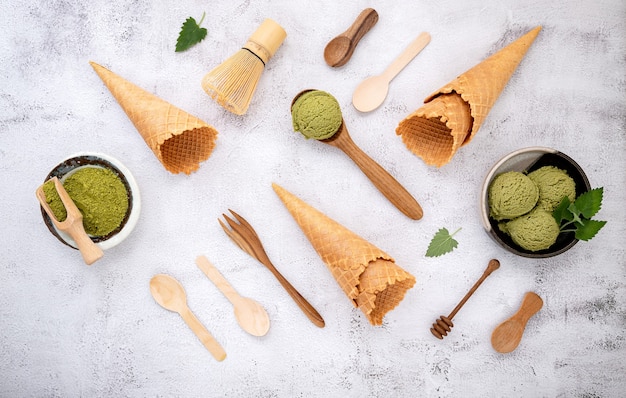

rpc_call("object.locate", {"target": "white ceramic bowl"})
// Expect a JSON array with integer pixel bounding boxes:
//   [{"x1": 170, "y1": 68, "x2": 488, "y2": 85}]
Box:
[
  {"x1": 480, "y1": 147, "x2": 590, "y2": 258},
  {"x1": 40, "y1": 152, "x2": 141, "y2": 250}
]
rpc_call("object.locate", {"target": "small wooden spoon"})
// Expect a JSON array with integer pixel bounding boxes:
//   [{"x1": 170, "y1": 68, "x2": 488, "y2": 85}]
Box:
[
  {"x1": 352, "y1": 31, "x2": 431, "y2": 112},
  {"x1": 324, "y1": 8, "x2": 379, "y2": 67},
  {"x1": 149, "y1": 274, "x2": 226, "y2": 361},
  {"x1": 491, "y1": 292, "x2": 543, "y2": 353},
  {"x1": 292, "y1": 90, "x2": 423, "y2": 220},
  {"x1": 196, "y1": 255, "x2": 270, "y2": 337},
  {"x1": 36, "y1": 177, "x2": 104, "y2": 265}
]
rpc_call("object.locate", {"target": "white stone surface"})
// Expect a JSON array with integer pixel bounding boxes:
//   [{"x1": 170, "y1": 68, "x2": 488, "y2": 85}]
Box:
[{"x1": 1, "y1": 0, "x2": 625, "y2": 396}]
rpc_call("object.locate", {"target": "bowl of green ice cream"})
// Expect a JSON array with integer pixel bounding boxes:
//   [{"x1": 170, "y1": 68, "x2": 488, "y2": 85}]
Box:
[
  {"x1": 40, "y1": 152, "x2": 141, "y2": 251},
  {"x1": 480, "y1": 147, "x2": 590, "y2": 258}
]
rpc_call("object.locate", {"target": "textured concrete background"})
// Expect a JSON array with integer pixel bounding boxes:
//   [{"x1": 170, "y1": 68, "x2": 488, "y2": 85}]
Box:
[{"x1": 1, "y1": 0, "x2": 625, "y2": 396}]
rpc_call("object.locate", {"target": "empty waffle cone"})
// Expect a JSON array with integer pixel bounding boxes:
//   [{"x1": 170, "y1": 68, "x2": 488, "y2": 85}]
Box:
[
  {"x1": 90, "y1": 62, "x2": 218, "y2": 174},
  {"x1": 396, "y1": 26, "x2": 541, "y2": 167},
  {"x1": 272, "y1": 183, "x2": 415, "y2": 326}
]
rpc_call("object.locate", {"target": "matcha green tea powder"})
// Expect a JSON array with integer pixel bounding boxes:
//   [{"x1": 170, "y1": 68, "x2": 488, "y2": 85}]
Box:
[{"x1": 43, "y1": 167, "x2": 129, "y2": 237}]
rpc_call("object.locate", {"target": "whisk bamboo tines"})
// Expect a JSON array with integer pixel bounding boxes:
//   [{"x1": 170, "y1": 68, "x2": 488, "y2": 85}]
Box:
[
  {"x1": 430, "y1": 259, "x2": 500, "y2": 339},
  {"x1": 202, "y1": 19, "x2": 287, "y2": 115}
]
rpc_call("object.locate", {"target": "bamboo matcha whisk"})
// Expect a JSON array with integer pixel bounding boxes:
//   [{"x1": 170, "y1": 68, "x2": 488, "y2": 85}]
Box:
[{"x1": 202, "y1": 19, "x2": 287, "y2": 115}]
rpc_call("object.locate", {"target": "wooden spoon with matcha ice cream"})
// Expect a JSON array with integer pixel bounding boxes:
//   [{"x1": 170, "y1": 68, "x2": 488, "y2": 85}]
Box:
[{"x1": 291, "y1": 89, "x2": 423, "y2": 220}]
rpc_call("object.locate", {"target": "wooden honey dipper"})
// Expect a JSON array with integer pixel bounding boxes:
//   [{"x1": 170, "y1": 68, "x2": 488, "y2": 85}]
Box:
[{"x1": 431, "y1": 259, "x2": 500, "y2": 339}]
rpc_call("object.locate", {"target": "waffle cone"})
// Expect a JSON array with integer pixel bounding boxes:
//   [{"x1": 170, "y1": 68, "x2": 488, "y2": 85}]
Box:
[
  {"x1": 396, "y1": 26, "x2": 541, "y2": 167},
  {"x1": 272, "y1": 183, "x2": 415, "y2": 325},
  {"x1": 90, "y1": 62, "x2": 218, "y2": 174}
]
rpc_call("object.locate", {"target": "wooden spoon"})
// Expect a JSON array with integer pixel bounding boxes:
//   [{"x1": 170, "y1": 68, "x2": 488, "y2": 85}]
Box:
[
  {"x1": 491, "y1": 292, "x2": 543, "y2": 353},
  {"x1": 352, "y1": 31, "x2": 431, "y2": 112},
  {"x1": 291, "y1": 90, "x2": 423, "y2": 220},
  {"x1": 36, "y1": 177, "x2": 104, "y2": 265},
  {"x1": 323, "y1": 8, "x2": 379, "y2": 67},
  {"x1": 149, "y1": 274, "x2": 226, "y2": 361},
  {"x1": 196, "y1": 255, "x2": 270, "y2": 337}
]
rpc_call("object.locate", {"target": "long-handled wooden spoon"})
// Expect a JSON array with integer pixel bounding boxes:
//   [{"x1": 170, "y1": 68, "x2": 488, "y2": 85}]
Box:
[
  {"x1": 149, "y1": 274, "x2": 226, "y2": 361},
  {"x1": 195, "y1": 255, "x2": 270, "y2": 337},
  {"x1": 291, "y1": 90, "x2": 423, "y2": 220},
  {"x1": 352, "y1": 31, "x2": 431, "y2": 112},
  {"x1": 36, "y1": 177, "x2": 103, "y2": 265},
  {"x1": 431, "y1": 259, "x2": 500, "y2": 339},
  {"x1": 491, "y1": 292, "x2": 543, "y2": 353},
  {"x1": 323, "y1": 8, "x2": 379, "y2": 67}
]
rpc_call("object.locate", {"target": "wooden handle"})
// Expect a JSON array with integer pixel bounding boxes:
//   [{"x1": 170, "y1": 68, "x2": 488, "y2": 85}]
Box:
[
  {"x1": 491, "y1": 291, "x2": 542, "y2": 353},
  {"x1": 195, "y1": 256, "x2": 241, "y2": 305},
  {"x1": 36, "y1": 179, "x2": 103, "y2": 265},
  {"x1": 332, "y1": 125, "x2": 423, "y2": 220},
  {"x1": 514, "y1": 292, "x2": 543, "y2": 324},
  {"x1": 344, "y1": 8, "x2": 379, "y2": 47},
  {"x1": 67, "y1": 223, "x2": 104, "y2": 265},
  {"x1": 257, "y1": 255, "x2": 325, "y2": 328},
  {"x1": 448, "y1": 259, "x2": 500, "y2": 319},
  {"x1": 179, "y1": 307, "x2": 227, "y2": 361},
  {"x1": 381, "y1": 32, "x2": 430, "y2": 83}
]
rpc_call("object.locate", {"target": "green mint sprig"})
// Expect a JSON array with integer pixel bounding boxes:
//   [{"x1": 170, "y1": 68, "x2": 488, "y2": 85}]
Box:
[
  {"x1": 426, "y1": 227, "x2": 461, "y2": 257},
  {"x1": 553, "y1": 187, "x2": 606, "y2": 241},
  {"x1": 175, "y1": 12, "x2": 207, "y2": 52}
]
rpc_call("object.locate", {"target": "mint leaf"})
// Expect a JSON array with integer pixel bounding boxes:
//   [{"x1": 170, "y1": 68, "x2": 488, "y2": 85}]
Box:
[
  {"x1": 555, "y1": 187, "x2": 606, "y2": 243},
  {"x1": 575, "y1": 219, "x2": 607, "y2": 241},
  {"x1": 567, "y1": 202, "x2": 584, "y2": 225},
  {"x1": 176, "y1": 13, "x2": 207, "y2": 52},
  {"x1": 574, "y1": 187, "x2": 603, "y2": 219},
  {"x1": 553, "y1": 196, "x2": 573, "y2": 224},
  {"x1": 426, "y1": 227, "x2": 461, "y2": 257}
]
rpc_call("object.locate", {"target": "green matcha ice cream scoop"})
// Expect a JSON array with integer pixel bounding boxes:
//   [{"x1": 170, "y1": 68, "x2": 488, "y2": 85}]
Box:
[
  {"x1": 290, "y1": 89, "x2": 423, "y2": 220},
  {"x1": 292, "y1": 90, "x2": 343, "y2": 140},
  {"x1": 500, "y1": 208, "x2": 560, "y2": 252},
  {"x1": 527, "y1": 166, "x2": 576, "y2": 212},
  {"x1": 488, "y1": 171, "x2": 539, "y2": 221}
]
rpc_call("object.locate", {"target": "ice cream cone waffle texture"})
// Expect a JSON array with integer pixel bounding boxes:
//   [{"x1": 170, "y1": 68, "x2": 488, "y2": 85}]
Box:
[
  {"x1": 396, "y1": 26, "x2": 541, "y2": 167},
  {"x1": 90, "y1": 62, "x2": 218, "y2": 174},
  {"x1": 272, "y1": 183, "x2": 415, "y2": 325}
]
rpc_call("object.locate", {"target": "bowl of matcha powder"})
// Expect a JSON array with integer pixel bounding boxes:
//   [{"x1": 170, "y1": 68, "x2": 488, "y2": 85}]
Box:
[{"x1": 40, "y1": 152, "x2": 141, "y2": 250}]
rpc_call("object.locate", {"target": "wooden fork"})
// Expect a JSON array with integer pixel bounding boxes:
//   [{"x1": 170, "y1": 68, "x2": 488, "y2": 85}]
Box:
[
  {"x1": 219, "y1": 210, "x2": 325, "y2": 328},
  {"x1": 36, "y1": 177, "x2": 104, "y2": 265}
]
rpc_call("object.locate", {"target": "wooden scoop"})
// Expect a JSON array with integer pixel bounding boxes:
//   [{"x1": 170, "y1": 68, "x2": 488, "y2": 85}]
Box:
[
  {"x1": 196, "y1": 255, "x2": 270, "y2": 337},
  {"x1": 36, "y1": 177, "x2": 104, "y2": 265},
  {"x1": 491, "y1": 292, "x2": 543, "y2": 353},
  {"x1": 149, "y1": 274, "x2": 227, "y2": 361},
  {"x1": 323, "y1": 8, "x2": 379, "y2": 67},
  {"x1": 352, "y1": 31, "x2": 431, "y2": 112},
  {"x1": 291, "y1": 90, "x2": 423, "y2": 220}
]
